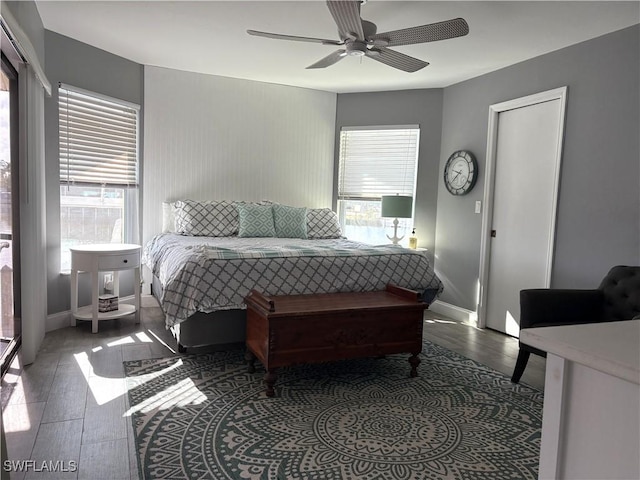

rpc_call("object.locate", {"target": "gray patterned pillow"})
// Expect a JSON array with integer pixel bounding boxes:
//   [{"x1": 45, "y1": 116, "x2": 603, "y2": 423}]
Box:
[
  {"x1": 237, "y1": 203, "x2": 276, "y2": 237},
  {"x1": 174, "y1": 200, "x2": 238, "y2": 236},
  {"x1": 273, "y1": 204, "x2": 308, "y2": 238},
  {"x1": 307, "y1": 208, "x2": 343, "y2": 239}
]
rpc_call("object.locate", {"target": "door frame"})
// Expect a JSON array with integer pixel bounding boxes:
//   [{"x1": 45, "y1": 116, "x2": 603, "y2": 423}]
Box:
[
  {"x1": 0, "y1": 52, "x2": 21, "y2": 377},
  {"x1": 477, "y1": 86, "x2": 568, "y2": 329}
]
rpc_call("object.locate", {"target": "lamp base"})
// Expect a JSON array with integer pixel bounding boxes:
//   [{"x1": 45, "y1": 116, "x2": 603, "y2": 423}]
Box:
[{"x1": 386, "y1": 218, "x2": 405, "y2": 245}]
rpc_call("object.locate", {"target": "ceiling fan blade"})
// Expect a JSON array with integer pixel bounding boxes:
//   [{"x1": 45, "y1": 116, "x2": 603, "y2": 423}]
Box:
[
  {"x1": 366, "y1": 47, "x2": 429, "y2": 73},
  {"x1": 326, "y1": 1, "x2": 365, "y2": 41},
  {"x1": 306, "y1": 50, "x2": 347, "y2": 69},
  {"x1": 369, "y1": 18, "x2": 469, "y2": 47},
  {"x1": 247, "y1": 30, "x2": 343, "y2": 45}
]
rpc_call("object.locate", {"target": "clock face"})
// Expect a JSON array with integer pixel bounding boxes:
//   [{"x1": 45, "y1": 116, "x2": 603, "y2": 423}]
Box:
[{"x1": 444, "y1": 150, "x2": 478, "y2": 195}]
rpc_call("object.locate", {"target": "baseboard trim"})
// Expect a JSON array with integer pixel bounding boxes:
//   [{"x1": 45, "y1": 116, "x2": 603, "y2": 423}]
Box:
[
  {"x1": 46, "y1": 310, "x2": 71, "y2": 332},
  {"x1": 429, "y1": 300, "x2": 478, "y2": 326},
  {"x1": 46, "y1": 294, "x2": 141, "y2": 332}
]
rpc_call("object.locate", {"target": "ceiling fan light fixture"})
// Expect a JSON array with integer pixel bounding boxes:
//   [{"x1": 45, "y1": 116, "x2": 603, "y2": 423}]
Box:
[{"x1": 345, "y1": 41, "x2": 367, "y2": 56}]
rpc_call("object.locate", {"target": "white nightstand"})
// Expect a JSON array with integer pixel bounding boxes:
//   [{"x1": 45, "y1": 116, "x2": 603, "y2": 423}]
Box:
[{"x1": 70, "y1": 243, "x2": 141, "y2": 333}]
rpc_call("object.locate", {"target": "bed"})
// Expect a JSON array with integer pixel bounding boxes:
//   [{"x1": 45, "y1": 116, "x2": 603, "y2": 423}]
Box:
[{"x1": 143, "y1": 200, "x2": 444, "y2": 350}]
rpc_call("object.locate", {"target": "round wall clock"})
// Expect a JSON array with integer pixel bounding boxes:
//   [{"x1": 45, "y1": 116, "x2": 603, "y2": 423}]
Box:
[{"x1": 444, "y1": 150, "x2": 478, "y2": 195}]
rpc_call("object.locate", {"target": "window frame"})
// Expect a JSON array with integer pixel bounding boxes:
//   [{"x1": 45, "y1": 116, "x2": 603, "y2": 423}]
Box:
[
  {"x1": 337, "y1": 125, "x2": 420, "y2": 245},
  {"x1": 58, "y1": 83, "x2": 140, "y2": 272}
]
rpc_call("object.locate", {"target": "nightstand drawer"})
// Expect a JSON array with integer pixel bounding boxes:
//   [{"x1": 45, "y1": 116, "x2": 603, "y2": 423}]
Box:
[{"x1": 98, "y1": 252, "x2": 140, "y2": 270}]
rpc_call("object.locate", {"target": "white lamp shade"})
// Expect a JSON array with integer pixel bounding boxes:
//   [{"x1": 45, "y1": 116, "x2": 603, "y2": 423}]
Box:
[{"x1": 381, "y1": 195, "x2": 413, "y2": 218}]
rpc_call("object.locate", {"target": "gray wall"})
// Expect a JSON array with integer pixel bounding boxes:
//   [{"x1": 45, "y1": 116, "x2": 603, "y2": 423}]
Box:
[
  {"x1": 44, "y1": 31, "x2": 144, "y2": 315},
  {"x1": 435, "y1": 25, "x2": 640, "y2": 310},
  {"x1": 39, "y1": 24, "x2": 640, "y2": 317},
  {"x1": 334, "y1": 89, "x2": 443, "y2": 264},
  {"x1": 3, "y1": 1, "x2": 45, "y2": 68}
]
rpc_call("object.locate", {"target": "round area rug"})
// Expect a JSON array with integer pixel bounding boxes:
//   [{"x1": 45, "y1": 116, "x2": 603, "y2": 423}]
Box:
[{"x1": 125, "y1": 341, "x2": 542, "y2": 480}]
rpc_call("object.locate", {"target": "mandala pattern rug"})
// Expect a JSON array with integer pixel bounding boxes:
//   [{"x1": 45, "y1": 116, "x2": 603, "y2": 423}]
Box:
[{"x1": 124, "y1": 341, "x2": 543, "y2": 480}]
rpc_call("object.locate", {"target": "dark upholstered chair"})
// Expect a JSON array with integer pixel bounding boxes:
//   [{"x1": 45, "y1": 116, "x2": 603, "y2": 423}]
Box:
[{"x1": 511, "y1": 265, "x2": 640, "y2": 383}]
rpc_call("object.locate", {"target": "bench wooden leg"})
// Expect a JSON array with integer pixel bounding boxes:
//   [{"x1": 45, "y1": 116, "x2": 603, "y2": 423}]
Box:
[
  {"x1": 408, "y1": 353, "x2": 420, "y2": 378},
  {"x1": 264, "y1": 370, "x2": 277, "y2": 397},
  {"x1": 245, "y1": 350, "x2": 256, "y2": 374}
]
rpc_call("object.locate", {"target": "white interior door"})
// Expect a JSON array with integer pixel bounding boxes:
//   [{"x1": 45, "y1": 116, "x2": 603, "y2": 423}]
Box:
[{"x1": 480, "y1": 88, "x2": 567, "y2": 336}]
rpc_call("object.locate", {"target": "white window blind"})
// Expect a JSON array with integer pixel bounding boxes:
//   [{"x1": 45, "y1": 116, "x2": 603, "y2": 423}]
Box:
[
  {"x1": 59, "y1": 84, "x2": 139, "y2": 187},
  {"x1": 338, "y1": 126, "x2": 420, "y2": 200}
]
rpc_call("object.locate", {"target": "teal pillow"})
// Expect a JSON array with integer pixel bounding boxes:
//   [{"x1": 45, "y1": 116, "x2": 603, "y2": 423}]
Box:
[
  {"x1": 237, "y1": 203, "x2": 276, "y2": 237},
  {"x1": 273, "y1": 204, "x2": 308, "y2": 239}
]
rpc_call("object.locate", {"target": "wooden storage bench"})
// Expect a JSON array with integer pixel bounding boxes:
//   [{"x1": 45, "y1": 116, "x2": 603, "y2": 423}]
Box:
[{"x1": 244, "y1": 284, "x2": 428, "y2": 397}]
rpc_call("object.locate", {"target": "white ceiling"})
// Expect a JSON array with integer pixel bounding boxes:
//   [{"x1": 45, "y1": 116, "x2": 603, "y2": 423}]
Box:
[{"x1": 35, "y1": 1, "x2": 640, "y2": 93}]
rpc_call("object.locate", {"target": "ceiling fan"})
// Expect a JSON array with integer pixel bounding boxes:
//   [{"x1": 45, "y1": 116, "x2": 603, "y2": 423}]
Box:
[{"x1": 247, "y1": 0, "x2": 469, "y2": 73}]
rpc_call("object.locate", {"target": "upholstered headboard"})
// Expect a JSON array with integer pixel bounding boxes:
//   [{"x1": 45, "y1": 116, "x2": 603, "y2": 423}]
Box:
[{"x1": 162, "y1": 202, "x2": 176, "y2": 233}]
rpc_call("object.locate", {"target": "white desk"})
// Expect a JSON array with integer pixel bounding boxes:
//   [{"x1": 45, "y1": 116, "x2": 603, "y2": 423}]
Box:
[
  {"x1": 70, "y1": 244, "x2": 141, "y2": 333},
  {"x1": 521, "y1": 320, "x2": 640, "y2": 480}
]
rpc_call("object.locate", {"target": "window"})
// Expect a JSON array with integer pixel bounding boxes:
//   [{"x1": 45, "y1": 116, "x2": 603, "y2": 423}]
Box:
[
  {"x1": 59, "y1": 84, "x2": 139, "y2": 271},
  {"x1": 337, "y1": 126, "x2": 420, "y2": 245}
]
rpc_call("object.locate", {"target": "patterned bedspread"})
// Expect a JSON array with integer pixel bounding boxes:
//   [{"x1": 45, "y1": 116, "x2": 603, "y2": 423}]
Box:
[{"x1": 143, "y1": 234, "x2": 444, "y2": 328}]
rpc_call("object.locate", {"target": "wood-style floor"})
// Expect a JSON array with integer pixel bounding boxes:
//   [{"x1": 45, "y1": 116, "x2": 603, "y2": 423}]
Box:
[{"x1": 1, "y1": 303, "x2": 545, "y2": 480}]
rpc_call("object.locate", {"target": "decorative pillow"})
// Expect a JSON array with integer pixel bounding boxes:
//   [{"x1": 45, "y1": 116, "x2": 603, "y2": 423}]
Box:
[
  {"x1": 173, "y1": 200, "x2": 238, "y2": 236},
  {"x1": 273, "y1": 204, "x2": 308, "y2": 239},
  {"x1": 237, "y1": 203, "x2": 276, "y2": 238},
  {"x1": 306, "y1": 208, "x2": 343, "y2": 239}
]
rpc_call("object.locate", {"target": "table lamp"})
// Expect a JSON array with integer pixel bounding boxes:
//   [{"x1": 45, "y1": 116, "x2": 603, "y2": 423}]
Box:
[{"x1": 381, "y1": 195, "x2": 413, "y2": 244}]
